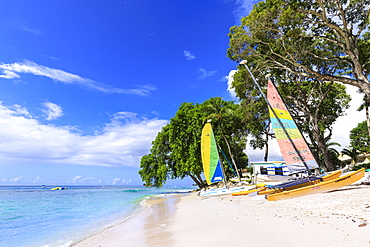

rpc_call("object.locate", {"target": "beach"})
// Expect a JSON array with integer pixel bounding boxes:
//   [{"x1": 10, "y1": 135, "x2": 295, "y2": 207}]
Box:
[{"x1": 73, "y1": 185, "x2": 370, "y2": 247}]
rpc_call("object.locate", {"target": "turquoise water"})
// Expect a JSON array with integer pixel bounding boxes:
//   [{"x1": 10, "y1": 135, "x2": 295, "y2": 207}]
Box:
[{"x1": 0, "y1": 185, "x2": 193, "y2": 247}]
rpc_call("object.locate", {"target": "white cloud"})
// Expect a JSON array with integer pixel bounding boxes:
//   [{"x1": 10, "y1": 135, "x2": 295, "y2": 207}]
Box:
[
  {"x1": 232, "y1": 0, "x2": 256, "y2": 23},
  {"x1": 198, "y1": 68, "x2": 217, "y2": 79},
  {"x1": 112, "y1": 178, "x2": 121, "y2": 185},
  {"x1": 226, "y1": 69, "x2": 237, "y2": 99},
  {"x1": 33, "y1": 176, "x2": 40, "y2": 183},
  {"x1": 10, "y1": 104, "x2": 32, "y2": 118},
  {"x1": 0, "y1": 70, "x2": 20, "y2": 79},
  {"x1": 0, "y1": 60, "x2": 156, "y2": 96},
  {"x1": 70, "y1": 176, "x2": 83, "y2": 183},
  {"x1": 69, "y1": 176, "x2": 95, "y2": 184},
  {"x1": 246, "y1": 138, "x2": 283, "y2": 162},
  {"x1": 41, "y1": 102, "x2": 63, "y2": 120},
  {"x1": 184, "y1": 50, "x2": 196, "y2": 60},
  {"x1": 330, "y1": 85, "x2": 364, "y2": 150},
  {"x1": 10, "y1": 176, "x2": 22, "y2": 182},
  {"x1": 0, "y1": 102, "x2": 168, "y2": 168}
]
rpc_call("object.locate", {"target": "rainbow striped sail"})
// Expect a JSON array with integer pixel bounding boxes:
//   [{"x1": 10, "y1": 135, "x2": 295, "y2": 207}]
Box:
[
  {"x1": 267, "y1": 80, "x2": 319, "y2": 173},
  {"x1": 201, "y1": 122, "x2": 224, "y2": 185}
]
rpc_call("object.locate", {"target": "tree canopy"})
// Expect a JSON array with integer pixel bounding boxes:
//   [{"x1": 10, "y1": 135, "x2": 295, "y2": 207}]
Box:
[
  {"x1": 350, "y1": 121, "x2": 370, "y2": 152},
  {"x1": 227, "y1": 0, "x2": 357, "y2": 171},
  {"x1": 228, "y1": 0, "x2": 370, "y2": 96},
  {"x1": 138, "y1": 98, "x2": 249, "y2": 188}
]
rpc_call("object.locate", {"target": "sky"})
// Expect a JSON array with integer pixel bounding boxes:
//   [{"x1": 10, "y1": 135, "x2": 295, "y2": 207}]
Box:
[{"x1": 0, "y1": 0, "x2": 365, "y2": 186}]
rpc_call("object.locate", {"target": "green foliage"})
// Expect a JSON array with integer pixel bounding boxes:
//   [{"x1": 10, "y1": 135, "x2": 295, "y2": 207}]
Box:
[
  {"x1": 228, "y1": 0, "x2": 370, "y2": 95},
  {"x1": 350, "y1": 121, "x2": 370, "y2": 152},
  {"x1": 138, "y1": 98, "x2": 249, "y2": 188},
  {"x1": 227, "y1": 0, "x2": 358, "y2": 170},
  {"x1": 352, "y1": 163, "x2": 370, "y2": 171},
  {"x1": 341, "y1": 147, "x2": 362, "y2": 164}
]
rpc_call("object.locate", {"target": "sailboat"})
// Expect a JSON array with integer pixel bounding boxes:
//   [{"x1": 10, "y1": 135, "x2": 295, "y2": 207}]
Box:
[
  {"x1": 238, "y1": 60, "x2": 365, "y2": 200},
  {"x1": 198, "y1": 121, "x2": 248, "y2": 196},
  {"x1": 201, "y1": 121, "x2": 225, "y2": 185}
]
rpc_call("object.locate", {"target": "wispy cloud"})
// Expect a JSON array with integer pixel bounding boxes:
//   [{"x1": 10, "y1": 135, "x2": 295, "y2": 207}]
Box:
[
  {"x1": 184, "y1": 50, "x2": 196, "y2": 60},
  {"x1": 41, "y1": 102, "x2": 63, "y2": 120},
  {"x1": 10, "y1": 18, "x2": 42, "y2": 36},
  {"x1": 198, "y1": 68, "x2": 217, "y2": 79},
  {"x1": 19, "y1": 25, "x2": 42, "y2": 36},
  {"x1": 0, "y1": 60, "x2": 156, "y2": 96},
  {"x1": 10, "y1": 176, "x2": 22, "y2": 182},
  {"x1": 231, "y1": 0, "x2": 257, "y2": 23},
  {"x1": 67, "y1": 176, "x2": 95, "y2": 184},
  {"x1": 112, "y1": 178, "x2": 121, "y2": 185},
  {"x1": 0, "y1": 102, "x2": 168, "y2": 167}
]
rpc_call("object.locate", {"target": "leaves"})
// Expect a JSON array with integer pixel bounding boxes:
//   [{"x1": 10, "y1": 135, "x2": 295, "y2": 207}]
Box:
[
  {"x1": 228, "y1": 0, "x2": 370, "y2": 96},
  {"x1": 138, "y1": 98, "x2": 249, "y2": 188}
]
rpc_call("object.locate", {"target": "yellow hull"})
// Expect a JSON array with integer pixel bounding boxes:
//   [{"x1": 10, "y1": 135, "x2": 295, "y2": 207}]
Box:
[
  {"x1": 258, "y1": 170, "x2": 342, "y2": 196},
  {"x1": 266, "y1": 168, "x2": 365, "y2": 201},
  {"x1": 232, "y1": 187, "x2": 266, "y2": 196}
]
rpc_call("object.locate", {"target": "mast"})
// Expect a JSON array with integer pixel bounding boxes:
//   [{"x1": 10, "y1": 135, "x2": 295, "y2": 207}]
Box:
[
  {"x1": 217, "y1": 143, "x2": 229, "y2": 188},
  {"x1": 240, "y1": 60, "x2": 312, "y2": 175}
]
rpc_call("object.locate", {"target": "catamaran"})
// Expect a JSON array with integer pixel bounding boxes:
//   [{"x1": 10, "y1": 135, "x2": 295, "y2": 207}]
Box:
[
  {"x1": 198, "y1": 121, "x2": 248, "y2": 196},
  {"x1": 236, "y1": 60, "x2": 364, "y2": 200}
]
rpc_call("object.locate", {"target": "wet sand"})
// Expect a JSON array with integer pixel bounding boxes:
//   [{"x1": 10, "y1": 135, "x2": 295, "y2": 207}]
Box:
[{"x1": 73, "y1": 186, "x2": 370, "y2": 247}]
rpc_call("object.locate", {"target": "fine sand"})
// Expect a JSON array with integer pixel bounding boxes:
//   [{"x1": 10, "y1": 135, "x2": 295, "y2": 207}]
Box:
[{"x1": 73, "y1": 186, "x2": 370, "y2": 247}]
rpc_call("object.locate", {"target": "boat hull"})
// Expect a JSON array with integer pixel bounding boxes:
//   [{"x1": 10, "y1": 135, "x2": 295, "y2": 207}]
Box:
[
  {"x1": 266, "y1": 168, "x2": 365, "y2": 201},
  {"x1": 232, "y1": 187, "x2": 266, "y2": 196},
  {"x1": 258, "y1": 170, "x2": 342, "y2": 196},
  {"x1": 198, "y1": 186, "x2": 248, "y2": 197}
]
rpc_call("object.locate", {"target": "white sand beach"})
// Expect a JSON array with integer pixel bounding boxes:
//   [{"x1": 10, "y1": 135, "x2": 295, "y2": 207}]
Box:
[{"x1": 73, "y1": 185, "x2": 370, "y2": 247}]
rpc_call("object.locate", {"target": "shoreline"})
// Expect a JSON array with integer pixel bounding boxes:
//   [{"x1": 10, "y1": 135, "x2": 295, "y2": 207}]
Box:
[
  {"x1": 73, "y1": 186, "x2": 370, "y2": 247},
  {"x1": 72, "y1": 193, "x2": 186, "y2": 247}
]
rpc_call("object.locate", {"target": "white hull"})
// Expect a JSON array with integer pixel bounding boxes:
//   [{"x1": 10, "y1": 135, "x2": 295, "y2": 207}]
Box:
[{"x1": 198, "y1": 186, "x2": 250, "y2": 197}]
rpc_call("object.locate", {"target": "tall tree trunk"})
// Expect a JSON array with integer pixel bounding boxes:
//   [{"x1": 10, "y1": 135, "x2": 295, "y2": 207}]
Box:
[
  {"x1": 188, "y1": 173, "x2": 205, "y2": 188},
  {"x1": 310, "y1": 117, "x2": 336, "y2": 171},
  {"x1": 366, "y1": 95, "x2": 370, "y2": 136},
  {"x1": 264, "y1": 129, "x2": 269, "y2": 162}
]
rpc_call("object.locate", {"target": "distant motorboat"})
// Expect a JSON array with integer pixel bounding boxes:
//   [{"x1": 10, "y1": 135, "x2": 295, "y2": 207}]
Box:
[{"x1": 51, "y1": 187, "x2": 67, "y2": 190}]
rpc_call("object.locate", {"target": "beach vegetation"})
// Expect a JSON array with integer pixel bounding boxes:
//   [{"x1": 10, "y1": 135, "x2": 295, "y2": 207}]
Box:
[
  {"x1": 226, "y1": 0, "x2": 366, "y2": 171},
  {"x1": 139, "y1": 98, "x2": 249, "y2": 188},
  {"x1": 350, "y1": 121, "x2": 370, "y2": 152},
  {"x1": 341, "y1": 147, "x2": 362, "y2": 165},
  {"x1": 352, "y1": 162, "x2": 370, "y2": 171}
]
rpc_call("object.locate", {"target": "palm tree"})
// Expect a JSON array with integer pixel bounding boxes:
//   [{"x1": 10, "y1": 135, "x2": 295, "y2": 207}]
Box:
[
  {"x1": 202, "y1": 97, "x2": 242, "y2": 181},
  {"x1": 341, "y1": 147, "x2": 362, "y2": 166}
]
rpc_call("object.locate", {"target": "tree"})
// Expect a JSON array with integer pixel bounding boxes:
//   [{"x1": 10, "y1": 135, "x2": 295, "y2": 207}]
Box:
[
  {"x1": 357, "y1": 90, "x2": 370, "y2": 136},
  {"x1": 228, "y1": 0, "x2": 370, "y2": 97},
  {"x1": 350, "y1": 121, "x2": 370, "y2": 152},
  {"x1": 315, "y1": 139, "x2": 344, "y2": 170},
  {"x1": 138, "y1": 98, "x2": 249, "y2": 188},
  {"x1": 231, "y1": 68, "x2": 273, "y2": 162},
  {"x1": 227, "y1": 0, "x2": 355, "y2": 171},
  {"x1": 231, "y1": 66, "x2": 350, "y2": 171},
  {"x1": 278, "y1": 78, "x2": 350, "y2": 171},
  {"x1": 341, "y1": 147, "x2": 362, "y2": 165},
  {"x1": 202, "y1": 97, "x2": 243, "y2": 180}
]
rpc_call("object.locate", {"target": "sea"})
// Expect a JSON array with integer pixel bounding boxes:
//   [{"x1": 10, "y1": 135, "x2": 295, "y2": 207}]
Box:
[{"x1": 0, "y1": 185, "x2": 194, "y2": 247}]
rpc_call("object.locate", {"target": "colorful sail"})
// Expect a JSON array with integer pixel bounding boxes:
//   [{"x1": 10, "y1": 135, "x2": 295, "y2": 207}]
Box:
[
  {"x1": 267, "y1": 80, "x2": 319, "y2": 173},
  {"x1": 201, "y1": 122, "x2": 224, "y2": 185}
]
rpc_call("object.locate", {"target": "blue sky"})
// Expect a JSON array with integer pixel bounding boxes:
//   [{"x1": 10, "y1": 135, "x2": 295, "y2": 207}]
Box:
[{"x1": 0, "y1": 0, "x2": 364, "y2": 186}]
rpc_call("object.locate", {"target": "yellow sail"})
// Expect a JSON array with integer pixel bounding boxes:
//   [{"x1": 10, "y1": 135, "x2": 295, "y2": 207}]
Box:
[{"x1": 201, "y1": 122, "x2": 224, "y2": 185}]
